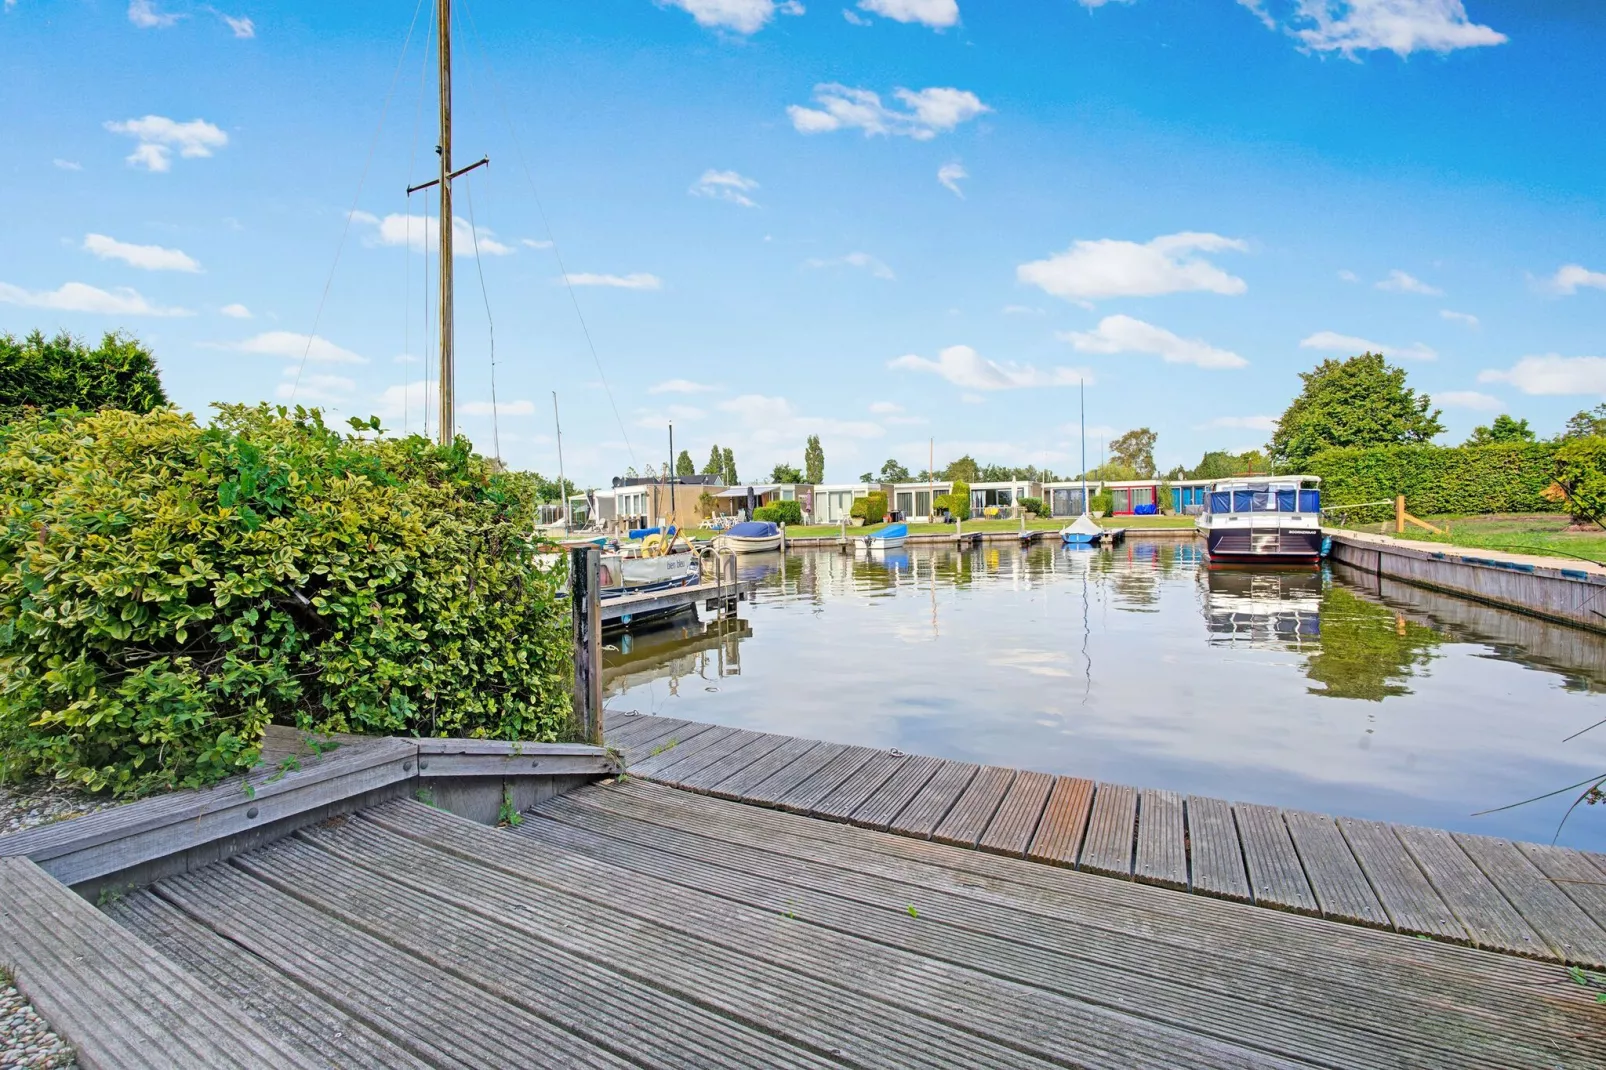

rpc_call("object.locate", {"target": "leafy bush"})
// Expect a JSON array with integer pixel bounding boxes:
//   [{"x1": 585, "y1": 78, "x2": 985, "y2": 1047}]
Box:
[
  {"x1": 0, "y1": 404, "x2": 572, "y2": 797},
  {"x1": 1306, "y1": 442, "x2": 1562, "y2": 518},
  {"x1": 1552, "y1": 436, "x2": 1606, "y2": 526},
  {"x1": 851, "y1": 492, "x2": 887, "y2": 524},
  {"x1": 1018, "y1": 496, "x2": 1046, "y2": 516},
  {"x1": 1091, "y1": 491, "x2": 1114, "y2": 514},
  {"x1": 948, "y1": 480, "x2": 970, "y2": 521},
  {"x1": 753, "y1": 499, "x2": 803, "y2": 525},
  {"x1": 1, "y1": 330, "x2": 169, "y2": 424}
]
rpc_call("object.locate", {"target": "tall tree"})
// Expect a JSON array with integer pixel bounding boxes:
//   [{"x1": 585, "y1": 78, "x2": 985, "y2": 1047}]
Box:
[
  {"x1": 1, "y1": 330, "x2": 169, "y2": 423},
  {"x1": 878, "y1": 458, "x2": 911, "y2": 483},
  {"x1": 1269, "y1": 353, "x2": 1443, "y2": 471},
  {"x1": 770, "y1": 462, "x2": 804, "y2": 483},
  {"x1": 1464, "y1": 414, "x2": 1534, "y2": 446},
  {"x1": 942, "y1": 455, "x2": 980, "y2": 482},
  {"x1": 1562, "y1": 403, "x2": 1606, "y2": 440},
  {"x1": 722, "y1": 446, "x2": 737, "y2": 485},
  {"x1": 676, "y1": 449, "x2": 696, "y2": 477},
  {"x1": 859, "y1": 470, "x2": 875, "y2": 482},
  {"x1": 1187, "y1": 449, "x2": 1266, "y2": 480},
  {"x1": 803, "y1": 434, "x2": 825, "y2": 484},
  {"x1": 702, "y1": 443, "x2": 724, "y2": 476},
  {"x1": 1110, "y1": 428, "x2": 1158, "y2": 477}
]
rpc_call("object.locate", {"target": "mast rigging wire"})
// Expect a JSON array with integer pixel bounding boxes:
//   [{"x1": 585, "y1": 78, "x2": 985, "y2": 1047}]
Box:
[{"x1": 464, "y1": 174, "x2": 501, "y2": 462}]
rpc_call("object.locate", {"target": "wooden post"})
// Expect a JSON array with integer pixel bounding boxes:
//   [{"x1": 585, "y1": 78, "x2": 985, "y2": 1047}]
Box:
[
  {"x1": 569, "y1": 545, "x2": 602, "y2": 746},
  {"x1": 780, "y1": 522, "x2": 787, "y2": 552},
  {"x1": 1395, "y1": 494, "x2": 1406, "y2": 535}
]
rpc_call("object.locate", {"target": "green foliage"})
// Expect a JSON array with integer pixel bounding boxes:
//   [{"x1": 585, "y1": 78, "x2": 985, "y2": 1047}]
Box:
[
  {"x1": 858, "y1": 471, "x2": 874, "y2": 483},
  {"x1": 1307, "y1": 441, "x2": 1562, "y2": 518},
  {"x1": 878, "y1": 458, "x2": 911, "y2": 483},
  {"x1": 1464, "y1": 414, "x2": 1534, "y2": 446},
  {"x1": 1553, "y1": 435, "x2": 1606, "y2": 526},
  {"x1": 769, "y1": 462, "x2": 804, "y2": 484},
  {"x1": 1090, "y1": 490, "x2": 1113, "y2": 514},
  {"x1": 1109, "y1": 428, "x2": 1157, "y2": 477},
  {"x1": 1082, "y1": 461, "x2": 1140, "y2": 482},
  {"x1": 803, "y1": 435, "x2": 825, "y2": 485},
  {"x1": 0, "y1": 404, "x2": 573, "y2": 797},
  {"x1": 947, "y1": 479, "x2": 971, "y2": 520},
  {"x1": 1305, "y1": 585, "x2": 1442, "y2": 701},
  {"x1": 942, "y1": 454, "x2": 980, "y2": 483},
  {"x1": 1, "y1": 330, "x2": 169, "y2": 423},
  {"x1": 1018, "y1": 496, "x2": 1046, "y2": 516},
  {"x1": 722, "y1": 446, "x2": 737, "y2": 486},
  {"x1": 977, "y1": 463, "x2": 1058, "y2": 482},
  {"x1": 1270, "y1": 353, "x2": 1444, "y2": 471},
  {"x1": 702, "y1": 444, "x2": 723, "y2": 477},
  {"x1": 753, "y1": 499, "x2": 804, "y2": 525},
  {"x1": 675, "y1": 450, "x2": 695, "y2": 477},
  {"x1": 1564, "y1": 404, "x2": 1606, "y2": 441},
  {"x1": 851, "y1": 492, "x2": 887, "y2": 524},
  {"x1": 1187, "y1": 449, "x2": 1268, "y2": 480}
]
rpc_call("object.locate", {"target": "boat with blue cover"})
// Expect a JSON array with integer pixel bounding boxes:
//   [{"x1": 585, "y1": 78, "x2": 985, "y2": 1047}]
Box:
[
  {"x1": 1196, "y1": 476, "x2": 1323, "y2": 565},
  {"x1": 714, "y1": 520, "x2": 782, "y2": 554},
  {"x1": 863, "y1": 522, "x2": 908, "y2": 550},
  {"x1": 1060, "y1": 513, "x2": 1103, "y2": 547}
]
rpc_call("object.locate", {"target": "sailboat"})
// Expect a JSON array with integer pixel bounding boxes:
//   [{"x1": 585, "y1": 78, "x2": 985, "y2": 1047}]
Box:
[{"x1": 1061, "y1": 380, "x2": 1105, "y2": 547}]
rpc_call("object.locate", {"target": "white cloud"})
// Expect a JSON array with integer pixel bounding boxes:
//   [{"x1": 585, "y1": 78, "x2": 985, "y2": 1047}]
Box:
[
  {"x1": 690, "y1": 169, "x2": 760, "y2": 208},
  {"x1": 52, "y1": 159, "x2": 82, "y2": 172},
  {"x1": 650, "y1": 378, "x2": 719, "y2": 394},
  {"x1": 1300, "y1": 330, "x2": 1437, "y2": 362},
  {"x1": 1435, "y1": 390, "x2": 1502, "y2": 410},
  {"x1": 856, "y1": 0, "x2": 958, "y2": 28},
  {"x1": 127, "y1": 0, "x2": 180, "y2": 28},
  {"x1": 1544, "y1": 264, "x2": 1606, "y2": 296},
  {"x1": 1060, "y1": 314, "x2": 1248, "y2": 370},
  {"x1": 462, "y1": 399, "x2": 536, "y2": 417},
  {"x1": 1197, "y1": 415, "x2": 1278, "y2": 432},
  {"x1": 889, "y1": 344, "x2": 1091, "y2": 391},
  {"x1": 350, "y1": 211, "x2": 512, "y2": 256},
  {"x1": 1261, "y1": 0, "x2": 1507, "y2": 58},
  {"x1": 0, "y1": 280, "x2": 192, "y2": 317},
  {"x1": 1017, "y1": 232, "x2": 1248, "y2": 302},
  {"x1": 787, "y1": 84, "x2": 989, "y2": 141},
  {"x1": 220, "y1": 303, "x2": 252, "y2": 319},
  {"x1": 277, "y1": 370, "x2": 356, "y2": 404},
  {"x1": 105, "y1": 115, "x2": 227, "y2": 172},
  {"x1": 521, "y1": 238, "x2": 553, "y2": 250},
  {"x1": 373, "y1": 380, "x2": 436, "y2": 422},
  {"x1": 1439, "y1": 309, "x2": 1479, "y2": 328},
  {"x1": 1337, "y1": 269, "x2": 1358, "y2": 282},
  {"x1": 843, "y1": 8, "x2": 871, "y2": 24},
  {"x1": 1375, "y1": 268, "x2": 1442, "y2": 295},
  {"x1": 83, "y1": 233, "x2": 201, "y2": 272},
  {"x1": 634, "y1": 404, "x2": 707, "y2": 428},
  {"x1": 1478, "y1": 355, "x2": 1606, "y2": 397},
  {"x1": 805, "y1": 251, "x2": 895, "y2": 281},
  {"x1": 937, "y1": 162, "x2": 967, "y2": 198},
  {"x1": 718, "y1": 394, "x2": 884, "y2": 444},
  {"x1": 562, "y1": 272, "x2": 662, "y2": 290},
  {"x1": 868, "y1": 401, "x2": 903, "y2": 414},
  {"x1": 1076, "y1": 0, "x2": 1135, "y2": 7},
  {"x1": 224, "y1": 330, "x2": 368, "y2": 364},
  {"x1": 218, "y1": 12, "x2": 254, "y2": 37},
  {"x1": 661, "y1": 0, "x2": 803, "y2": 34}
]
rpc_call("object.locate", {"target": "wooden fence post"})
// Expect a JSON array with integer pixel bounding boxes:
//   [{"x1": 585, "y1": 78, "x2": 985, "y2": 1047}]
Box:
[
  {"x1": 569, "y1": 544, "x2": 602, "y2": 746},
  {"x1": 1395, "y1": 494, "x2": 1406, "y2": 535}
]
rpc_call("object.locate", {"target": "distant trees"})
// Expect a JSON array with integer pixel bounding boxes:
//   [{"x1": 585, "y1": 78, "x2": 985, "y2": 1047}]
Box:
[
  {"x1": 1269, "y1": 353, "x2": 1443, "y2": 471},
  {"x1": 1562, "y1": 404, "x2": 1606, "y2": 440},
  {"x1": 675, "y1": 450, "x2": 696, "y2": 477},
  {"x1": 703, "y1": 444, "x2": 723, "y2": 476},
  {"x1": 1109, "y1": 428, "x2": 1157, "y2": 477},
  {"x1": 1, "y1": 330, "x2": 169, "y2": 423},
  {"x1": 1463, "y1": 415, "x2": 1534, "y2": 446},
  {"x1": 942, "y1": 454, "x2": 980, "y2": 483},
  {"x1": 1176, "y1": 449, "x2": 1268, "y2": 481},
  {"x1": 804, "y1": 435, "x2": 825, "y2": 484},
  {"x1": 878, "y1": 458, "x2": 911, "y2": 483},
  {"x1": 722, "y1": 446, "x2": 737, "y2": 485},
  {"x1": 769, "y1": 462, "x2": 804, "y2": 483}
]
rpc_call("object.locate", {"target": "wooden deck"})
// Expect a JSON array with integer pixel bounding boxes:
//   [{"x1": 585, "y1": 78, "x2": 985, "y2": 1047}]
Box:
[{"x1": 606, "y1": 711, "x2": 1606, "y2": 970}]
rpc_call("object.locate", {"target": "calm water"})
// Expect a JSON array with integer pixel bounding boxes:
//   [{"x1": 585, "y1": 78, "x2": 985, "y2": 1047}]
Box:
[{"x1": 603, "y1": 539, "x2": 1606, "y2": 850}]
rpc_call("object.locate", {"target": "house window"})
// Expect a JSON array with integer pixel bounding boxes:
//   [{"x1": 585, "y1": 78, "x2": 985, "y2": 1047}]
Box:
[{"x1": 779, "y1": 488, "x2": 795, "y2": 500}]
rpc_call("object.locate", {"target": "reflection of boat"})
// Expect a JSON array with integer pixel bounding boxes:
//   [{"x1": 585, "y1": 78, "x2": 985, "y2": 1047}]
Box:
[
  {"x1": 867, "y1": 547, "x2": 910, "y2": 572},
  {"x1": 1060, "y1": 514, "x2": 1102, "y2": 546},
  {"x1": 863, "y1": 522, "x2": 908, "y2": 549},
  {"x1": 714, "y1": 520, "x2": 782, "y2": 554},
  {"x1": 602, "y1": 617, "x2": 753, "y2": 694},
  {"x1": 1203, "y1": 568, "x2": 1323, "y2": 647},
  {"x1": 1198, "y1": 476, "x2": 1322, "y2": 564}
]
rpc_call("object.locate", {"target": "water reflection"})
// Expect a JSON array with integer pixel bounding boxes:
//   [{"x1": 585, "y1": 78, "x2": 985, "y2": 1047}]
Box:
[{"x1": 611, "y1": 540, "x2": 1606, "y2": 846}]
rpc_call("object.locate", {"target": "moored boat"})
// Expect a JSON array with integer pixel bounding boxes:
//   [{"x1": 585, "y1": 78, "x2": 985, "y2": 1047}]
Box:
[
  {"x1": 862, "y1": 522, "x2": 908, "y2": 550},
  {"x1": 714, "y1": 520, "x2": 783, "y2": 554},
  {"x1": 1059, "y1": 514, "x2": 1103, "y2": 546},
  {"x1": 1196, "y1": 476, "x2": 1323, "y2": 565}
]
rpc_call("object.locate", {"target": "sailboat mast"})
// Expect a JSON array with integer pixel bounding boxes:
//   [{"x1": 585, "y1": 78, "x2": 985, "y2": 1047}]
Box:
[
  {"x1": 1080, "y1": 378, "x2": 1088, "y2": 515},
  {"x1": 436, "y1": 0, "x2": 454, "y2": 446},
  {"x1": 553, "y1": 392, "x2": 569, "y2": 530}
]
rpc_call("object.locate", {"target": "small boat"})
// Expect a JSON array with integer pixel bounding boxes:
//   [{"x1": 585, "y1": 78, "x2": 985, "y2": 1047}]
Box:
[
  {"x1": 1060, "y1": 514, "x2": 1103, "y2": 546},
  {"x1": 714, "y1": 520, "x2": 782, "y2": 554},
  {"x1": 598, "y1": 526, "x2": 702, "y2": 597},
  {"x1": 1197, "y1": 475, "x2": 1322, "y2": 565},
  {"x1": 863, "y1": 522, "x2": 908, "y2": 550}
]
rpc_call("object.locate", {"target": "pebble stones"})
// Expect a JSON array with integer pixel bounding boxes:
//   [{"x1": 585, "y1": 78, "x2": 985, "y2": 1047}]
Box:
[
  {"x1": 1, "y1": 982, "x2": 75, "y2": 1069},
  {"x1": 0, "y1": 780, "x2": 121, "y2": 838}
]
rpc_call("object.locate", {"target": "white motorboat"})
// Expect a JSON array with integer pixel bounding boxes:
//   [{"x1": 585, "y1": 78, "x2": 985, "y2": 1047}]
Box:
[
  {"x1": 714, "y1": 520, "x2": 783, "y2": 554},
  {"x1": 1196, "y1": 476, "x2": 1323, "y2": 564},
  {"x1": 861, "y1": 522, "x2": 908, "y2": 550}
]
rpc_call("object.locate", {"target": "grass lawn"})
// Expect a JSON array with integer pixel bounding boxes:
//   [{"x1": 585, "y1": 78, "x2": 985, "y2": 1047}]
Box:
[
  {"x1": 1329, "y1": 512, "x2": 1606, "y2": 564},
  {"x1": 761, "y1": 515, "x2": 1196, "y2": 539}
]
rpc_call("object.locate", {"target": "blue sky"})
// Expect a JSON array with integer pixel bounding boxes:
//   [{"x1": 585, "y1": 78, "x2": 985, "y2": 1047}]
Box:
[{"x1": 3, "y1": 0, "x2": 1604, "y2": 484}]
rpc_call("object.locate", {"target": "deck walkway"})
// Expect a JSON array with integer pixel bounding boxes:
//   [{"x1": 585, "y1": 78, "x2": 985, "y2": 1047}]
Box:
[{"x1": 605, "y1": 711, "x2": 1606, "y2": 970}]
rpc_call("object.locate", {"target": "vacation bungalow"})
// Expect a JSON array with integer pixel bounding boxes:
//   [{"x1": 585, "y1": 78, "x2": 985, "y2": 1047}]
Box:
[
  {"x1": 606, "y1": 474, "x2": 728, "y2": 531},
  {"x1": 1042, "y1": 481, "x2": 1100, "y2": 518},
  {"x1": 891, "y1": 481, "x2": 953, "y2": 523},
  {"x1": 711, "y1": 483, "x2": 810, "y2": 521},
  {"x1": 1169, "y1": 479, "x2": 1214, "y2": 516},
  {"x1": 1102, "y1": 479, "x2": 1163, "y2": 516},
  {"x1": 812, "y1": 482, "x2": 893, "y2": 524},
  {"x1": 968, "y1": 480, "x2": 1042, "y2": 518}
]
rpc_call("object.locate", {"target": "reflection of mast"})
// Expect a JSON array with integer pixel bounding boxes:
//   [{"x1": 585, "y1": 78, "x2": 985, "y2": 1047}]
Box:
[
  {"x1": 930, "y1": 552, "x2": 939, "y2": 639},
  {"x1": 1081, "y1": 551, "x2": 1092, "y2": 705}
]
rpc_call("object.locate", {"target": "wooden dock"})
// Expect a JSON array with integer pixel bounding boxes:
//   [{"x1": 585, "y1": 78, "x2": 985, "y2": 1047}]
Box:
[
  {"x1": 599, "y1": 577, "x2": 756, "y2": 628},
  {"x1": 605, "y1": 711, "x2": 1606, "y2": 970}
]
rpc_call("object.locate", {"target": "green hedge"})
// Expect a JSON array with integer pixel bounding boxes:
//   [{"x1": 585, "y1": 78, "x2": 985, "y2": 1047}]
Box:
[
  {"x1": 1306, "y1": 442, "x2": 1561, "y2": 516},
  {"x1": 0, "y1": 404, "x2": 572, "y2": 796},
  {"x1": 753, "y1": 499, "x2": 803, "y2": 525},
  {"x1": 851, "y1": 492, "x2": 887, "y2": 524}
]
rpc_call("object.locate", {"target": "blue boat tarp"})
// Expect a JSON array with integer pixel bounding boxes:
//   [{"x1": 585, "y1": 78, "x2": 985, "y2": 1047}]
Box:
[
  {"x1": 867, "y1": 523, "x2": 908, "y2": 540},
  {"x1": 1133, "y1": 503, "x2": 1158, "y2": 515},
  {"x1": 627, "y1": 526, "x2": 662, "y2": 540},
  {"x1": 727, "y1": 520, "x2": 779, "y2": 537}
]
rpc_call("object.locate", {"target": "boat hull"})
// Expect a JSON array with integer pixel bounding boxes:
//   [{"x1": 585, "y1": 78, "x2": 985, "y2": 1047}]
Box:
[
  {"x1": 863, "y1": 536, "x2": 907, "y2": 550},
  {"x1": 1203, "y1": 527, "x2": 1323, "y2": 565},
  {"x1": 599, "y1": 551, "x2": 701, "y2": 598},
  {"x1": 715, "y1": 533, "x2": 782, "y2": 554}
]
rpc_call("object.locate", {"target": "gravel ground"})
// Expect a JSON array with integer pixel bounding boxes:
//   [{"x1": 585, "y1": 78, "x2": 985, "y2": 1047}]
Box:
[
  {"x1": 0, "y1": 780, "x2": 121, "y2": 839},
  {"x1": 1, "y1": 979, "x2": 75, "y2": 1069}
]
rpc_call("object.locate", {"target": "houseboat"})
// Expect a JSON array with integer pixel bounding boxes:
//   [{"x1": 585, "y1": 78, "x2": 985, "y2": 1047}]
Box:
[{"x1": 1196, "y1": 476, "x2": 1323, "y2": 565}]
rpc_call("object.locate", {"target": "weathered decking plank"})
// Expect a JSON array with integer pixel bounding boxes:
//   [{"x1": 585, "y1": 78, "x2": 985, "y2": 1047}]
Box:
[
  {"x1": 842, "y1": 755, "x2": 942, "y2": 829},
  {"x1": 1337, "y1": 818, "x2": 1466, "y2": 941},
  {"x1": 1453, "y1": 832, "x2": 1606, "y2": 966},
  {"x1": 1233, "y1": 804, "x2": 1318, "y2": 915},
  {"x1": 741, "y1": 742, "x2": 847, "y2": 806},
  {"x1": 1394, "y1": 825, "x2": 1547, "y2": 958},
  {"x1": 933, "y1": 766, "x2": 1016, "y2": 849},
  {"x1": 622, "y1": 722, "x2": 732, "y2": 776},
  {"x1": 707, "y1": 737, "x2": 821, "y2": 801},
  {"x1": 602, "y1": 712, "x2": 681, "y2": 745},
  {"x1": 780, "y1": 746, "x2": 886, "y2": 815},
  {"x1": 1079, "y1": 783, "x2": 1137, "y2": 878},
  {"x1": 1187, "y1": 795, "x2": 1250, "y2": 903},
  {"x1": 1283, "y1": 810, "x2": 1388, "y2": 928},
  {"x1": 1027, "y1": 776, "x2": 1094, "y2": 867},
  {"x1": 890, "y1": 761, "x2": 980, "y2": 840},
  {"x1": 1515, "y1": 840, "x2": 1606, "y2": 933},
  {"x1": 674, "y1": 733, "x2": 788, "y2": 793},
  {"x1": 631, "y1": 725, "x2": 745, "y2": 780},
  {"x1": 977, "y1": 770, "x2": 1054, "y2": 858},
  {"x1": 1134, "y1": 789, "x2": 1187, "y2": 890}
]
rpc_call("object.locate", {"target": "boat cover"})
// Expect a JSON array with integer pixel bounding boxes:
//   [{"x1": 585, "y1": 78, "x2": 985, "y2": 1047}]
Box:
[
  {"x1": 627, "y1": 526, "x2": 662, "y2": 540},
  {"x1": 867, "y1": 523, "x2": 908, "y2": 540},
  {"x1": 727, "y1": 521, "x2": 779, "y2": 537},
  {"x1": 1062, "y1": 514, "x2": 1101, "y2": 538}
]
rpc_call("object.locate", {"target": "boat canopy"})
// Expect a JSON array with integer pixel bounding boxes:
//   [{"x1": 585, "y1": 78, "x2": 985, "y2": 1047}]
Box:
[
  {"x1": 1207, "y1": 486, "x2": 1321, "y2": 514},
  {"x1": 1062, "y1": 514, "x2": 1101, "y2": 537},
  {"x1": 727, "y1": 520, "x2": 779, "y2": 537},
  {"x1": 627, "y1": 526, "x2": 662, "y2": 540},
  {"x1": 868, "y1": 523, "x2": 908, "y2": 540}
]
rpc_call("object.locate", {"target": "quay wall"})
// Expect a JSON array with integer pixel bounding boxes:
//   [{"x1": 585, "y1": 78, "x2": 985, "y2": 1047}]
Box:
[{"x1": 1328, "y1": 531, "x2": 1606, "y2": 636}]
